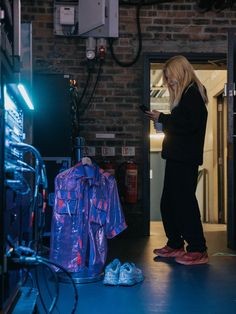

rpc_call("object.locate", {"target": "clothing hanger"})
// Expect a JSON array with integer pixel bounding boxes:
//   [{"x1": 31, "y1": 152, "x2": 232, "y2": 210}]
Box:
[{"x1": 82, "y1": 156, "x2": 92, "y2": 166}]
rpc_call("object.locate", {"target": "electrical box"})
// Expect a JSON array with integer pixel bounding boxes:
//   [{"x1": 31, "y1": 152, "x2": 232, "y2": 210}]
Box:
[
  {"x1": 78, "y1": 0, "x2": 119, "y2": 38},
  {"x1": 59, "y1": 6, "x2": 75, "y2": 25},
  {"x1": 78, "y1": 0, "x2": 105, "y2": 35},
  {"x1": 54, "y1": 1, "x2": 78, "y2": 36},
  {"x1": 54, "y1": 0, "x2": 119, "y2": 38}
]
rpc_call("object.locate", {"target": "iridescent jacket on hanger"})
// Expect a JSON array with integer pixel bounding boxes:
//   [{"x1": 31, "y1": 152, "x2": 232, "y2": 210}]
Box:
[{"x1": 50, "y1": 162, "x2": 127, "y2": 278}]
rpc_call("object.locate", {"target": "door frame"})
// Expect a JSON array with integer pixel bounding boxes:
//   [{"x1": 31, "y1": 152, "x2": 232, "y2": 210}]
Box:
[
  {"x1": 216, "y1": 94, "x2": 226, "y2": 223},
  {"x1": 142, "y1": 52, "x2": 226, "y2": 236},
  {"x1": 227, "y1": 29, "x2": 236, "y2": 249}
]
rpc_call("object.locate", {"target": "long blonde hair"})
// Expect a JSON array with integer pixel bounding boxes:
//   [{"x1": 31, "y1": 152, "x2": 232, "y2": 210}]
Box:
[{"x1": 163, "y1": 55, "x2": 208, "y2": 110}]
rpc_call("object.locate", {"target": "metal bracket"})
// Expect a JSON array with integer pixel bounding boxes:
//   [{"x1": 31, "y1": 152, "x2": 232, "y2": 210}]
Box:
[
  {"x1": 225, "y1": 82, "x2": 236, "y2": 97},
  {"x1": 224, "y1": 83, "x2": 227, "y2": 97}
]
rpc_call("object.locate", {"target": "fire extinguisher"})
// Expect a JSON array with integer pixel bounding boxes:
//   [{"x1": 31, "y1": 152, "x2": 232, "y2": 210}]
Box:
[
  {"x1": 125, "y1": 160, "x2": 138, "y2": 204},
  {"x1": 102, "y1": 160, "x2": 116, "y2": 176}
]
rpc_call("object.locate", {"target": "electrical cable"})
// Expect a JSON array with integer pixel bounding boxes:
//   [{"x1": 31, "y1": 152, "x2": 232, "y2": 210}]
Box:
[
  {"x1": 70, "y1": 61, "x2": 94, "y2": 150},
  {"x1": 213, "y1": 0, "x2": 229, "y2": 11},
  {"x1": 22, "y1": 268, "x2": 34, "y2": 288},
  {"x1": 6, "y1": 172, "x2": 31, "y2": 195},
  {"x1": 70, "y1": 66, "x2": 92, "y2": 134},
  {"x1": 79, "y1": 67, "x2": 97, "y2": 115},
  {"x1": 9, "y1": 142, "x2": 48, "y2": 189},
  {"x1": 16, "y1": 159, "x2": 36, "y2": 172},
  {"x1": 110, "y1": 1, "x2": 175, "y2": 67},
  {"x1": 119, "y1": 0, "x2": 141, "y2": 4},
  {"x1": 82, "y1": 59, "x2": 103, "y2": 113},
  {"x1": 141, "y1": 0, "x2": 174, "y2": 5},
  {"x1": 76, "y1": 74, "x2": 92, "y2": 118},
  {"x1": 9, "y1": 142, "x2": 48, "y2": 253},
  {"x1": 196, "y1": 0, "x2": 235, "y2": 11},
  {"x1": 42, "y1": 263, "x2": 60, "y2": 314},
  {"x1": 39, "y1": 257, "x2": 78, "y2": 314},
  {"x1": 120, "y1": 0, "x2": 174, "y2": 5},
  {"x1": 108, "y1": 1, "x2": 143, "y2": 67},
  {"x1": 77, "y1": 66, "x2": 92, "y2": 112},
  {"x1": 70, "y1": 72, "x2": 90, "y2": 115},
  {"x1": 39, "y1": 260, "x2": 60, "y2": 314},
  {"x1": 7, "y1": 243, "x2": 49, "y2": 313},
  {"x1": 35, "y1": 266, "x2": 49, "y2": 314},
  {"x1": 7, "y1": 243, "x2": 77, "y2": 313},
  {"x1": 32, "y1": 161, "x2": 42, "y2": 254},
  {"x1": 18, "y1": 174, "x2": 31, "y2": 195}
]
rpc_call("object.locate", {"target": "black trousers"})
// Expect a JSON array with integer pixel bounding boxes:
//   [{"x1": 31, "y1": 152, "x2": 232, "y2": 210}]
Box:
[{"x1": 160, "y1": 160, "x2": 207, "y2": 252}]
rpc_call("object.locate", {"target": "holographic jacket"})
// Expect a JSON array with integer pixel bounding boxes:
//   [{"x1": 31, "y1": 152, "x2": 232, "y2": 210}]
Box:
[{"x1": 50, "y1": 162, "x2": 127, "y2": 278}]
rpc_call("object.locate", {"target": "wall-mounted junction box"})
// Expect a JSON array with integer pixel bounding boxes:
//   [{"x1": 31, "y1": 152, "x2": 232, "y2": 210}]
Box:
[
  {"x1": 59, "y1": 6, "x2": 75, "y2": 25},
  {"x1": 78, "y1": 0, "x2": 119, "y2": 38},
  {"x1": 54, "y1": 0, "x2": 118, "y2": 38},
  {"x1": 54, "y1": 1, "x2": 78, "y2": 36}
]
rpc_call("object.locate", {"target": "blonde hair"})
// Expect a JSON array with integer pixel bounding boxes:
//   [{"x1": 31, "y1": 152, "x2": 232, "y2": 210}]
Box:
[{"x1": 163, "y1": 55, "x2": 208, "y2": 110}]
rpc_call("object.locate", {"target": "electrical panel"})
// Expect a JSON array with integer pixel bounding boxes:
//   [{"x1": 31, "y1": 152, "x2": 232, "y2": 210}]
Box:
[
  {"x1": 53, "y1": 0, "x2": 119, "y2": 38},
  {"x1": 78, "y1": 0, "x2": 119, "y2": 38},
  {"x1": 54, "y1": 1, "x2": 78, "y2": 36},
  {"x1": 78, "y1": 0, "x2": 105, "y2": 35},
  {"x1": 4, "y1": 86, "x2": 25, "y2": 190},
  {"x1": 60, "y1": 6, "x2": 75, "y2": 25},
  {"x1": 0, "y1": 82, "x2": 37, "y2": 311}
]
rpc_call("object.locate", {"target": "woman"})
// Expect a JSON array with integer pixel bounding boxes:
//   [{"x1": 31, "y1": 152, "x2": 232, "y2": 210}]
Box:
[{"x1": 146, "y1": 55, "x2": 208, "y2": 265}]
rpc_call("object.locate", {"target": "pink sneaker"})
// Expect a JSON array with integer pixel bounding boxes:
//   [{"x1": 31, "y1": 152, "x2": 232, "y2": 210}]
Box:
[
  {"x1": 175, "y1": 251, "x2": 209, "y2": 265},
  {"x1": 153, "y1": 245, "x2": 185, "y2": 258}
]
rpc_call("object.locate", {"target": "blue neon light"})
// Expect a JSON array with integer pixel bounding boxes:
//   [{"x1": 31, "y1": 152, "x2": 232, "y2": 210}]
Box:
[
  {"x1": 17, "y1": 84, "x2": 34, "y2": 110},
  {"x1": 4, "y1": 86, "x2": 17, "y2": 111}
]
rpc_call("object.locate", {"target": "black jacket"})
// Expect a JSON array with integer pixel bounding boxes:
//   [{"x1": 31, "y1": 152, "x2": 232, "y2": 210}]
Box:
[{"x1": 158, "y1": 82, "x2": 208, "y2": 165}]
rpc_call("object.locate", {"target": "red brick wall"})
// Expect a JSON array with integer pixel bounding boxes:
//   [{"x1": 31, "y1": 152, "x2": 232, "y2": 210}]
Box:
[{"x1": 21, "y1": 1, "x2": 235, "y2": 164}]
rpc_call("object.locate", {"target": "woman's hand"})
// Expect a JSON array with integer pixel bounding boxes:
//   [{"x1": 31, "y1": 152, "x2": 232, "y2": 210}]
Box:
[{"x1": 145, "y1": 109, "x2": 161, "y2": 121}]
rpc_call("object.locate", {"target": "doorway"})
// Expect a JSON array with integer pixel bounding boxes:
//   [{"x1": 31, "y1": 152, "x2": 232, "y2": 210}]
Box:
[
  {"x1": 143, "y1": 53, "x2": 227, "y2": 235},
  {"x1": 216, "y1": 94, "x2": 227, "y2": 224}
]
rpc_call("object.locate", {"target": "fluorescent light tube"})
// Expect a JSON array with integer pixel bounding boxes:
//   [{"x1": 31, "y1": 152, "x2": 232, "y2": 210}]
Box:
[
  {"x1": 4, "y1": 86, "x2": 17, "y2": 111},
  {"x1": 17, "y1": 84, "x2": 34, "y2": 110}
]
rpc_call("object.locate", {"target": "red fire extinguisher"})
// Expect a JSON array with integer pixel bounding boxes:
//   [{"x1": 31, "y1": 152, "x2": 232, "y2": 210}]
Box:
[
  {"x1": 102, "y1": 160, "x2": 116, "y2": 176},
  {"x1": 125, "y1": 161, "x2": 138, "y2": 204}
]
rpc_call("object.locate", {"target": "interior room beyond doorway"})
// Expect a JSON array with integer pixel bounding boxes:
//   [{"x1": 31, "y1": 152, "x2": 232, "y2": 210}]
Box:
[{"x1": 149, "y1": 64, "x2": 227, "y2": 225}]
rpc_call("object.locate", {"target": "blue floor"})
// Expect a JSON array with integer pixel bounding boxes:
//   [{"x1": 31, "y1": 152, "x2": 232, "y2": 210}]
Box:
[{"x1": 37, "y1": 223, "x2": 236, "y2": 314}]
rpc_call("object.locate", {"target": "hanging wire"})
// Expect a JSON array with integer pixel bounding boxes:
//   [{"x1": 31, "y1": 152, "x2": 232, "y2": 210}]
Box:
[
  {"x1": 82, "y1": 59, "x2": 104, "y2": 113},
  {"x1": 35, "y1": 266, "x2": 49, "y2": 313},
  {"x1": 196, "y1": 0, "x2": 236, "y2": 12},
  {"x1": 77, "y1": 67, "x2": 93, "y2": 111},
  {"x1": 110, "y1": 1, "x2": 175, "y2": 67},
  {"x1": 39, "y1": 257, "x2": 78, "y2": 314},
  {"x1": 108, "y1": 1, "x2": 144, "y2": 67},
  {"x1": 119, "y1": 0, "x2": 173, "y2": 5},
  {"x1": 9, "y1": 143, "x2": 48, "y2": 253},
  {"x1": 40, "y1": 260, "x2": 60, "y2": 314},
  {"x1": 70, "y1": 62, "x2": 94, "y2": 139}
]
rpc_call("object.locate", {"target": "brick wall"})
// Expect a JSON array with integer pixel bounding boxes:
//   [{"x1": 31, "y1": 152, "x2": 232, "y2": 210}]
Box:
[
  {"x1": 21, "y1": 1, "x2": 236, "y2": 160},
  {"x1": 21, "y1": 1, "x2": 236, "y2": 232}
]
